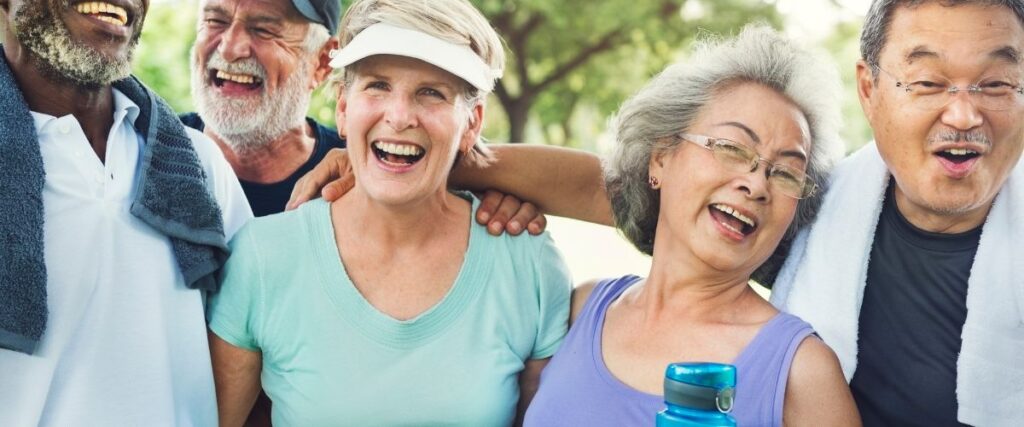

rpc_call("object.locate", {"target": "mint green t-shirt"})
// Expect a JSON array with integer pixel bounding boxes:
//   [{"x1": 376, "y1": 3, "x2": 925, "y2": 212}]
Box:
[{"x1": 208, "y1": 197, "x2": 572, "y2": 427}]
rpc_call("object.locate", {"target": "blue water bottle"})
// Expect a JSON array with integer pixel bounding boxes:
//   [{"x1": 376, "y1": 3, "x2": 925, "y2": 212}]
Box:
[{"x1": 655, "y1": 362, "x2": 737, "y2": 427}]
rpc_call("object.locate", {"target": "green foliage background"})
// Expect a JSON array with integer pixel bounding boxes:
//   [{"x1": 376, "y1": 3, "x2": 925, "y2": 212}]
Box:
[{"x1": 131, "y1": 0, "x2": 871, "y2": 152}]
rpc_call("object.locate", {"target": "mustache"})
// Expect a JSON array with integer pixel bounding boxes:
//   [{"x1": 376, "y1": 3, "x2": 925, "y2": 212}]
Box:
[
  {"x1": 929, "y1": 130, "x2": 991, "y2": 146},
  {"x1": 204, "y1": 51, "x2": 267, "y2": 80}
]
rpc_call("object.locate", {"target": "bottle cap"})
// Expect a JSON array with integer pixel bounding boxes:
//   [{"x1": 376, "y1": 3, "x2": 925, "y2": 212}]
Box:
[{"x1": 663, "y1": 362, "x2": 736, "y2": 413}]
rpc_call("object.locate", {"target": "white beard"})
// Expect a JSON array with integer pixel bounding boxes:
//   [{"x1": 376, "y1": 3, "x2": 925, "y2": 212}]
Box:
[
  {"x1": 13, "y1": 0, "x2": 138, "y2": 88},
  {"x1": 191, "y1": 48, "x2": 313, "y2": 153}
]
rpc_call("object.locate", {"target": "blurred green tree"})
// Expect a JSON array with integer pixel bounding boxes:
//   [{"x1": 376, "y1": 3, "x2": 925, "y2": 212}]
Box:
[
  {"x1": 133, "y1": 0, "x2": 197, "y2": 113},
  {"x1": 130, "y1": 0, "x2": 780, "y2": 146},
  {"x1": 822, "y1": 18, "x2": 874, "y2": 152},
  {"x1": 474, "y1": 0, "x2": 781, "y2": 144}
]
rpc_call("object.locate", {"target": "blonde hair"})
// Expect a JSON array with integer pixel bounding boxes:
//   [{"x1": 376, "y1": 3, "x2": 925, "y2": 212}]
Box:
[
  {"x1": 339, "y1": 0, "x2": 504, "y2": 84},
  {"x1": 334, "y1": 0, "x2": 505, "y2": 166}
]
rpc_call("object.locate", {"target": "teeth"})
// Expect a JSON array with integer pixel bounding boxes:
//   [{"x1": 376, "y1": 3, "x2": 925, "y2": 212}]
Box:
[
  {"x1": 74, "y1": 2, "x2": 129, "y2": 26},
  {"x1": 215, "y1": 70, "x2": 260, "y2": 85},
  {"x1": 712, "y1": 204, "x2": 756, "y2": 228},
  {"x1": 944, "y1": 148, "x2": 977, "y2": 156},
  {"x1": 95, "y1": 15, "x2": 122, "y2": 25},
  {"x1": 374, "y1": 142, "x2": 424, "y2": 157},
  {"x1": 720, "y1": 221, "x2": 743, "y2": 235}
]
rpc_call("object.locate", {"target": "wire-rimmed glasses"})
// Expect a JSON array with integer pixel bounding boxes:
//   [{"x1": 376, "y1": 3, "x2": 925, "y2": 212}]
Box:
[
  {"x1": 678, "y1": 133, "x2": 817, "y2": 199},
  {"x1": 873, "y1": 64, "x2": 1024, "y2": 111}
]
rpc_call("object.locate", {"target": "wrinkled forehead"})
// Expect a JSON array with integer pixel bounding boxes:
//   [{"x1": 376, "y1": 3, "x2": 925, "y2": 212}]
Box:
[
  {"x1": 701, "y1": 82, "x2": 813, "y2": 154},
  {"x1": 883, "y1": 3, "x2": 1024, "y2": 70}
]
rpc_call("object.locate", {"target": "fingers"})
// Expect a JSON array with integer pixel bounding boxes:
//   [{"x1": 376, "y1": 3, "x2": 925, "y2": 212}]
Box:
[
  {"x1": 322, "y1": 173, "x2": 356, "y2": 202},
  {"x1": 506, "y1": 201, "x2": 540, "y2": 236},
  {"x1": 488, "y1": 193, "x2": 524, "y2": 236},
  {"x1": 523, "y1": 204, "x2": 548, "y2": 236},
  {"x1": 286, "y1": 175, "x2": 317, "y2": 211},
  {"x1": 475, "y1": 189, "x2": 504, "y2": 228},
  {"x1": 286, "y1": 148, "x2": 349, "y2": 211},
  {"x1": 474, "y1": 190, "x2": 548, "y2": 236}
]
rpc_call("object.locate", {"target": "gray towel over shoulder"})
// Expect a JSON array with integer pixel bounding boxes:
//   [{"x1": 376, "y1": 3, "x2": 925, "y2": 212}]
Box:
[{"x1": 0, "y1": 46, "x2": 228, "y2": 355}]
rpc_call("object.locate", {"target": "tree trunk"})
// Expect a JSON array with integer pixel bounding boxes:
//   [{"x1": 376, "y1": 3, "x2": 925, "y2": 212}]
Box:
[{"x1": 506, "y1": 99, "x2": 531, "y2": 144}]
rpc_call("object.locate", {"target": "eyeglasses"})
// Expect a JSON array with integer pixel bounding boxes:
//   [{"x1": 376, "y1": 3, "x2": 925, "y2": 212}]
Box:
[
  {"x1": 874, "y1": 64, "x2": 1024, "y2": 111},
  {"x1": 678, "y1": 133, "x2": 817, "y2": 199}
]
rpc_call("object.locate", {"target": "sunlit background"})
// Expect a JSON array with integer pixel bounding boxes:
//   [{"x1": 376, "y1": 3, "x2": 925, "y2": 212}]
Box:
[{"x1": 132, "y1": 0, "x2": 877, "y2": 287}]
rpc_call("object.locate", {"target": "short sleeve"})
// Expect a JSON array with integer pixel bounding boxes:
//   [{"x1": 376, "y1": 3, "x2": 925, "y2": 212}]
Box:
[
  {"x1": 530, "y1": 233, "x2": 573, "y2": 359},
  {"x1": 207, "y1": 225, "x2": 264, "y2": 351}
]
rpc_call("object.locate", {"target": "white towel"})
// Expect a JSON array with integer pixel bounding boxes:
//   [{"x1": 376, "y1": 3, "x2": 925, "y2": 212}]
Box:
[{"x1": 771, "y1": 142, "x2": 1024, "y2": 426}]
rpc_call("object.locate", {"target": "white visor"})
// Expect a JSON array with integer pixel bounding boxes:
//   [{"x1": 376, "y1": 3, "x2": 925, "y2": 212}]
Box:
[{"x1": 329, "y1": 23, "x2": 501, "y2": 92}]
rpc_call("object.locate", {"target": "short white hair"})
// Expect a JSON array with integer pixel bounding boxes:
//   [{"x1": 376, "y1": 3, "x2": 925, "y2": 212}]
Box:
[{"x1": 302, "y1": 23, "x2": 332, "y2": 53}]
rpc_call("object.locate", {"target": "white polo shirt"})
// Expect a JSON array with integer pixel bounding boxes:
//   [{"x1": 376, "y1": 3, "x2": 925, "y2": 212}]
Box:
[{"x1": 0, "y1": 89, "x2": 252, "y2": 427}]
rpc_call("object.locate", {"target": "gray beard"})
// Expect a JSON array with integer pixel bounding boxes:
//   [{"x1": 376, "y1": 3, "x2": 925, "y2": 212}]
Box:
[
  {"x1": 12, "y1": 0, "x2": 139, "y2": 88},
  {"x1": 190, "y1": 49, "x2": 313, "y2": 154}
]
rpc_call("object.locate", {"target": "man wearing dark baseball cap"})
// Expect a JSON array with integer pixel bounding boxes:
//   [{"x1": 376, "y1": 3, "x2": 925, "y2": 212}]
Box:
[
  {"x1": 293, "y1": 0, "x2": 342, "y2": 34},
  {"x1": 185, "y1": 1, "x2": 343, "y2": 420},
  {"x1": 182, "y1": 0, "x2": 346, "y2": 218}
]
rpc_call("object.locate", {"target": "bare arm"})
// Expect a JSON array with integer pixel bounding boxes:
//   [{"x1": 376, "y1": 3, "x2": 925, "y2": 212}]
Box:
[
  {"x1": 569, "y1": 280, "x2": 599, "y2": 326},
  {"x1": 515, "y1": 357, "x2": 551, "y2": 426},
  {"x1": 286, "y1": 149, "x2": 551, "y2": 235},
  {"x1": 512, "y1": 281, "x2": 598, "y2": 424},
  {"x1": 450, "y1": 145, "x2": 613, "y2": 226},
  {"x1": 783, "y1": 336, "x2": 861, "y2": 426},
  {"x1": 209, "y1": 330, "x2": 263, "y2": 427}
]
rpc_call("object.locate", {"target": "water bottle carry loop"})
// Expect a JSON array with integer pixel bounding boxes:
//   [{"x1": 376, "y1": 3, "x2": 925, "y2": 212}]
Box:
[{"x1": 663, "y1": 379, "x2": 734, "y2": 414}]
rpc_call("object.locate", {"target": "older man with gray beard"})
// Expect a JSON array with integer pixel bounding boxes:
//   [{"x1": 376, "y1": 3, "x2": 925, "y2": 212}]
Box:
[
  {"x1": 181, "y1": 0, "x2": 345, "y2": 217},
  {"x1": 185, "y1": 0, "x2": 548, "y2": 237},
  {"x1": 0, "y1": 0, "x2": 251, "y2": 425}
]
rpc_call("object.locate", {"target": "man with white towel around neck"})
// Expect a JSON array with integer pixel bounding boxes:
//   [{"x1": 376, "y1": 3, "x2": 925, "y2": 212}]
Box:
[{"x1": 770, "y1": 1, "x2": 1024, "y2": 425}]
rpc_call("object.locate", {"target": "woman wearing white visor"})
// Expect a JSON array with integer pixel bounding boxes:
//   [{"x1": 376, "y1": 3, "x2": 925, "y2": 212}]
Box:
[{"x1": 206, "y1": 1, "x2": 572, "y2": 426}]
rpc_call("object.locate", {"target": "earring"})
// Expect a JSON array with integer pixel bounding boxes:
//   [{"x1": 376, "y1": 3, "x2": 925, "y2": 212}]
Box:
[{"x1": 648, "y1": 176, "x2": 661, "y2": 190}]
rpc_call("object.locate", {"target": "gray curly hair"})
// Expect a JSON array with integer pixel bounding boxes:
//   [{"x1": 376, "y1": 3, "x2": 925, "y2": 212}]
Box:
[{"x1": 604, "y1": 24, "x2": 844, "y2": 285}]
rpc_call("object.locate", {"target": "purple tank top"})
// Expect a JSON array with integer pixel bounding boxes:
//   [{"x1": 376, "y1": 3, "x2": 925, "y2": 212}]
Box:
[{"x1": 524, "y1": 275, "x2": 815, "y2": 427}]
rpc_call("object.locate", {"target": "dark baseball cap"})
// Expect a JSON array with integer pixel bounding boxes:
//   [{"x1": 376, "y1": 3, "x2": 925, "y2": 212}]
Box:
[{"x1": 292, "y1": 0, "x2": 342, "y2": 35}]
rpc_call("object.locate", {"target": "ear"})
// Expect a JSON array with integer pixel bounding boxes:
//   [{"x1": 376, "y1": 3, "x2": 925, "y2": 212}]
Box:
[
  {"x1": 310, "y1": 37, "x2": 340, "y2": 90},
  {"x1": 458, "y1": 101, "x2": 485, "y2": 154},
  {"x1": 334, "y1": 85, "x2": 348, "y2": 138},
  {"x1": 855, "y1": 59, "x2": 878, "y2": 124},
  {"x1": 648, "y1": 146, "x2": 667, "y2": 183}
]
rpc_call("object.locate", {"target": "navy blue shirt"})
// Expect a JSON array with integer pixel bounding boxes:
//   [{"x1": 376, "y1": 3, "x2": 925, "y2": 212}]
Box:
[
  {"x1": 180, "y1": 113, "x2": 346, "y2": 217},
  {"x1": 850, "y1": 182, "x2": 979, "y2": 426}
]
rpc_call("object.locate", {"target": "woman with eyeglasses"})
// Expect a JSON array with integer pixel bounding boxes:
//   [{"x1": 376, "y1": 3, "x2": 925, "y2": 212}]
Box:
[
  {"x1": 451, "y1": 25, "x2": 861, "y2": 426},
  {"x1": 289, "y1": 24, "x2": 861, "y2": 426}
]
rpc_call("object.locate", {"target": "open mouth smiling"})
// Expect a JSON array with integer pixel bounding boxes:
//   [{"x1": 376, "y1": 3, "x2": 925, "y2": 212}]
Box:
[
  {"x1": 932, "y1": 143, "x2": 987, "y2": 179},
  {"x1": 709, "y1": 203, "x2": 758, "y2": 237},
  {"x1": 935, "y1": 147, "x2": 981, "y2": 164},
  {"x1": 372, "y1": 141, "x2": 425, "y2": 167},
  {"x1": 209, "y1": 69, "x2": 265, "y2": 91},
  {"x1": 73, "y1": 1, "x2": 132, "y2": 27}
]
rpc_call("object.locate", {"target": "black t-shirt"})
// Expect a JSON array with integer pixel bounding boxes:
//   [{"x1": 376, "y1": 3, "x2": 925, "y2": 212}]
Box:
[
  {"x1": 180, "y1": 113, "x2": 347, "y2": 217},
  {"x1": 850, "y1": 182, "x2": 980, "y2": 426}
]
